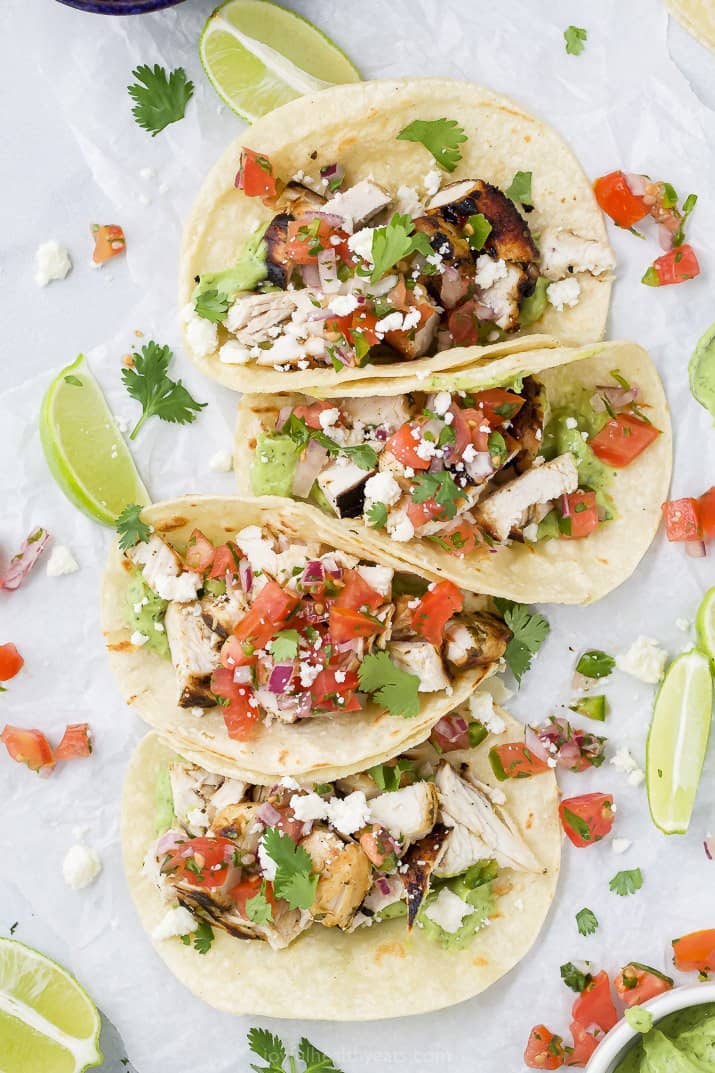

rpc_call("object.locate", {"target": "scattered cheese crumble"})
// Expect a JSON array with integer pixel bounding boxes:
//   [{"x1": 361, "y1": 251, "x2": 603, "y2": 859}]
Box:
[{"x1": 615, "y1": 636, "x2": 668, "y2": 684}]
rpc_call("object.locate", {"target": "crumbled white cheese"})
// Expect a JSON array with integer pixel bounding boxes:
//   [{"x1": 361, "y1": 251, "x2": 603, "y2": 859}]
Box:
[
  {"x1": 396, "y1": 185, "x2": 422, "y2": 216},
  {"x1": 414, "y1": 437, "x2": 438, "y2": 461},
  {"x1": 152, "y1": 906, "x2": 198, "y2": 941},
  {"x1": 279, "y1": 776, "x2": 301, "y2": 791},
  {"x1": 423, "y1": 168, "x2": 442, "y2": 198},
  {"x1": 356, "y1": 564, "x2": 394, "y2": 596},
  {"x1": 611, "y1": 838, "x2": 632, "y2": 855},
  {"x1": 402, "y1": 308, "x2": 421, "y2": 331},
  {"x1": 615, "y1": 636, "x2": 667, "y2": 684},
  {"x1": 364, "y1": 472, "x2": 402, "y2": 507},
  {"x1": 258, "y1": 835, "x2": 278, "y2": 880},
  {"x1": 469, "y1": 691, "x2": 506, "y2": 735},
  {"x1": 182, "y1": 303, "x2": 218, "y2": 356},
  {"x1": 62, "y1": 844, "x2": 102, "y2": 890},
  {"x1": 130, "y1": 630, "x2": 149, "y2": 647},
  {"x1": 290, "y1": 792, "x2": 330, "y2": 823},
  {"x1": 209, "y1": 450, "x2": 234, "y2": 473},
  {"x1": 375, "y1": 312, "x2": 404, "y2": 334},
  {"x1": 475, "y1": 255, "x2": 507, "y2": 290},
  {"x1": 523, "y1": 523, "x2": 539, "y2": 543},
  {"x1": 139, "y1": 166, "x2": 156, "y2": 181},
  {"x1": 347, "y1": 228, "x2": 375, "y2": 265},
  {"x1": 329, "y1": 294, "x2": 359, "y2": 317},
  {"x1": 609, "y1": 747, "x2": 645, "y2": 787},
  {"x1": 46, "y1": 545, "x2": 79, "y2": 576},
  {"x1": 219, "y1": 340, "x2": 252, "y2": 365},
  {"x1": 326, "y1": 791, "x2": 372, "y2": 836},
  {"x1": 478, "y1": 678, "x2": 515, "y2": 705},
  {"x1": 433, "y1": 391, "x2": 452, "y2": 416},
  {"x1": 565, "y1": 417, "x2": 578, "y2": 430},
  {"x1": 424, "y1": 887, "x2": 472, "y2": 933},
  {"x1": 318, "y1": 407, "x2": 341, "y2": 431},
  {"x1": 235, "y1": 525, "x2": 277, "y2": 575},
  {"x1": 546, "y1": 278, "x2": 581, "y2": 312},
  {"x1": 34, "y1": 241, "x2": 72, "y2": 286},
  {"x1": 675, "y1": 618, "x2": 692, "y2": 633},
  {"x1": 389, "y1": 516, "x2": 415, "y2": 542}
]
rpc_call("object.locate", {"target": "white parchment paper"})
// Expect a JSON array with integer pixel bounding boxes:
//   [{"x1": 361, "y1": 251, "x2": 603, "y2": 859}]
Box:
[{"x1": 1, "y1": 1, "x2": 714, "y2": 1069}]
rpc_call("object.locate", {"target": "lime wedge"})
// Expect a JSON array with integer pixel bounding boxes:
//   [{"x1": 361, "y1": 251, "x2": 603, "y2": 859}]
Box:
[
  {"x1": 696, "y1": 586, "x2": 715, "y2": 664},
  {"x1": 40, "y1": 354, "x2": 150, "y2": 527},
  {"x1": 199, "y1": 0, "x2": 360, "y2": 121},
  {"x1": 0, "y1": 938, "x2": 102, "y2": 1073},
  {"x1": 646, "y1": 649, "x2": 713, "y2": 834}
]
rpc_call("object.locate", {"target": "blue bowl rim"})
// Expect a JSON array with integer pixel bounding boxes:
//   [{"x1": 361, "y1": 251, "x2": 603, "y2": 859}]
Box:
[{"x1": 55, "y1": 0, "x2": 185, "y2": 14}]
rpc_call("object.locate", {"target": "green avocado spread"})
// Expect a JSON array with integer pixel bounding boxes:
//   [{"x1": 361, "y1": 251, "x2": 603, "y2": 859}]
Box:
[
  {"x1": 614, "y1": 1004, "x2": 715, "y2": 1073},
  {"x1": 126, "y1": 569, "x2": 169, "y2": 658},
  {"x1": 251, "y1": 432, "x2": 300, "y2": 497}
]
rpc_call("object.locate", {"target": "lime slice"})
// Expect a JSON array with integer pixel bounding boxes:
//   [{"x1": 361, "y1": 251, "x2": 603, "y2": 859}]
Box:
[
  {"x1": 0, "y1": 938, "x2": 102, "y2": 1073},
  {"x1": 646, "y1": 649, "x2": 713, "y2": 834},
  {"x1": 40, "y1": 355, "x2": 150, "y2": 527},
  {"x1": 696, "y1": 586, "x2": 715, "y2": 664},
  {"x1": 688, "y1": 321, "x2": 715, "y2": 424},
  {"x1": 199, "y1": 0, "x2": 360, "y2": 121}
]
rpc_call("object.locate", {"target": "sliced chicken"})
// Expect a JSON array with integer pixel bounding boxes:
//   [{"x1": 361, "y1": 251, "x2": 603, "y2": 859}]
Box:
[
  {"x1": 164, "y1": 602, "x2": 221, "y2": 708},
  {"x1": 302, "y1": 829, "x2": 372, "y2": 929},
  {"x1": 539, "y1": 226, "x2": 615, "y2": 282},
  {"x1": 127, "y1": 535, "x2": 201, "y2": 603},
  {"x1": 276, "y1": 180, "x2": 326, "y2": 216},
  {"x1": 341, "y1": 394, "x2": 415, "y2": 431},
  {"x1": 210, "y1": 801, "x2": 264, "y2": 858},
  {"x1": 169, "y1": 763, "x2": 219, "y2": 834},
  {"x1": 175, "y1": 886, "x2": 310, "y2": 950},
  {"x1": 201, "y1": 587, "x2": 248, "y2": 639},
  {"x1": 226, "y1": 290, "x2": 298, "y2": 344},
  {"x1": 435, "y1": 761, "x2": 541, "y2": 873},
  {"x1": 428, "y1": 179, "x2": 539, "y2": 266},
  {"x1": 335, "y1": 771, "x2": 384, "y2": 801},
  {"x1": 508, "y1": 377, "x2": 547, "y2": 474},
  {"x1": 434, "y1": 821, "x2": 493, "y2": 878},
  {"x1": 368, "y1": 781, "x2": 440, "y2": 841},
  {"x1": 388, "y1": 640, "x2": 451, "y2": 692},
  {"x1": 443, "y1": 612, "x2": 511, "y2": 670},
  {"x1": 385, "y1": 307, "x2": 441, "y2": 360},
  {"x1": 478, "y1": 262, "x2": 531, "y2": 332},
  {"x1": 316, "y1": 459, "x2": 375, "y2": 518},
  {"x1": 263, "y1": 212, "x2": 295, "y2": 288},
  {"x1": 474, "y1": 453, "x2": 579, "y2": 542},
  {"x1": 325, "y1": 178, "x2": 392, "y2": 230},
  {"x1": 401, "y1": 823, "x2": 450, "y2": 927}
]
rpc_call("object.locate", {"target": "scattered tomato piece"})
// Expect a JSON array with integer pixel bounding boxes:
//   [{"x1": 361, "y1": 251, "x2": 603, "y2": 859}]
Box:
[
  {"x1": 489, "y1": 742, "x2": 550, "y2": 780},
  {"x1": 210, "y1": 667, "x2": 260, "y2": 741},
  {"x1": 566, "y1": 1021, "x2": 601, "y2": 1067},
  {"x1": 235, "y1": 148, "x2": 277, "y2": 199},
  {"x1": 672, "y1": 928, "x2": 715, "y2": 973},
  {"x1": 0, "y1": 643, "x2": 24, "y2": 682},
  {"x1": 559, "y1": 792, "x2": 615, "y2": 847},
  {"x1": 411, "y1": 580, "x2": 464, "y2": 647},
  {"x1": 54, "y1": 723, "x2": 92, "y2": 760},
  {"x1": 662, "y1": 498, "x2": 702, "y2": 542},
  {"x1": 590, "y1": 414, "x2": 661, "y2": 468},
  {"x1": 614, "y1": 962, "x2": 673, "y2": 1006},
  {"x1": 184, "y1": 528, "x2": 215, "y2": 572},
  {"x1": 699, "y1": 487, "x2": 715, "y2": 539},
  {"x1": 642, "y1": 244, "x2": 700, "y2": 286},
  {"x1": 559, "y1": 492, "x2": 599, "y2": 540},
  {"x1": 593, "y1": 171, "x2": 649, "y2": 229},
  {"x1": 571, "y1": 971, "x2": 618, "y2": 1034},
  {"x1": 333, "y1": 570, "x2": 384, "y2": 612},
  {"x1": 91, "y1": 224, "x2": 126, "y2": 265},
  {"x1": 329, "y1": 606, "x2": 383, "y2": 642},
  {"x1": 524, "y1": 1024, "x2": 565, "y2": 1069},
  {"x1": 230, "y1": 874, "x2": 277, "y2": 916},
  {"x1": 1, "y1": 726, "x2": 55, "y2": 773}
]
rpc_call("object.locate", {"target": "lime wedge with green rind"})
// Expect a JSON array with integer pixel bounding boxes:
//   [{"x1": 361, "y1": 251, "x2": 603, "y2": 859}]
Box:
[
  {"x1": 696, "y1": 586, "x2": 715, "y2": 665},
  {"x1": 0, "y1": 937, "x2": 102, "y2": 1073},
  {"x1": 40, "y1": 354, "x2": 150, "y2": 526},
  {"x1": 646, "y1": 649, "x2": 713, "y2": 835},
  {"x1": 199, "y1": 0, "x2": 360, "y2": 122}
]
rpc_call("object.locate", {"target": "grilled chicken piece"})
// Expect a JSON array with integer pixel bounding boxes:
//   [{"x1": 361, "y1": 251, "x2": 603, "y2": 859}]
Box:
[
  {"x1": 412, "y1": 213, "x2": 474, "y2": 306},
  {"x1": 435, "y1": 821, "x2": 493, "y2": 878},
  {"x1": 401, "y1": 824, "x2": 450, "y2": 927},
  {"x1": 201, "y1": 588, "x2": 248, "y2": 639},
  {"x1": 428, "y1": 180, "x2": 539, "y2": 267},
  {"x1": 538, "y1": 226, "x2": 615, "y2": 281},
  {"x1": 340, "y1": 394, "x2": 415, "y2": 431},
  {"x1": 508, "y1": 377, "x2": 547, "y2": 474},
  {"x1": 276, "y1": 180, "x2": 326, "y2": 217},
  {"x1": 302, "y1": 829, "x2": 372, "y2": 929},
  {"x1": 127, "y1": 535, "x2": 201, "y2": 603},
  {"x1": 475, "y1": 453, "x2": 579, "y2": 542},
  {"x1": 388, "y1": 640, "x2": 451, "y2": 692},
  {"x1": 316, "y1": 459, "x2": 375, "y2": 518},
  {"x1": 263, "y1": 212, "x2": 294, "y2": 288},
  {"x1": 164, "y1": 602, "x2": 221, "y2": 708},
  {"x1": 325, "y1": 178, "x2": 392, "y2": 230},
  {"x1": 335, "y1": 771, "x2": 384, "y2": 800},
  {"x1": 477, "y1": 262, "x2": 531, "y2": 332},
  {"x1": 369, "y1": 781, "x2": 440, "y2": 841},
  {"x1": 175, "y1": 888, "x2": 310, "y2": 950},
  {"x1": 210, "y1": 802, "x2": 264, "y2": 859},
  {"x1": 226, "y1": 290, "x2": 298, "y2": 345},
  {"x1": 435, "y1": 762, "x2": 541, "y2": 873},
  {"x1": 169, "y1": 763, "x2": 220, "y2": 834},
  {"x1": 385, "y1": 307, "x2": 441, "y2": 359},
  {"x1": 443, "y1": 613, "x2": 511, "y2": 670}
]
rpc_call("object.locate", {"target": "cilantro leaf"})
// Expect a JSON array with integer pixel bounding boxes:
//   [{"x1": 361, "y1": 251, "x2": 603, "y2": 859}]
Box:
[
  {"x1": 116, "y1": 503, "x2": 151, "y2": 552},
  {"x1": 370, "y1": 213, "x2": 432, "y2": 283},
  {"x1": 245, "y1": 882, "x2": 274, "y2": 926},
  {"x1": 411, "y1": 470, "x2": 462, "y2": 520},
  {"x1": 466, "y1": 213, "x2": 492, "y2": 251},
  {"x1": 284, "y1": 414, "x2": 377, "y2": 471},
  {"x1": 576, "y1": 907, "x2": 599, "y2": 936},
  {"x1": 269, "y1": 630, "x2": 300, "y2": 663},
  {"x1": 248, "y1": 1027, "x2": 287, "y2": 1073},
  {"x1": 191, "y1": 920, "x2": 214, "y2": 955},
  {"x1": 505, "y1": 170, "x2": 533, "y2": 206},
  {"x1": 194, "y1": 288, "x2": 230, "y2": 323},
  {"x1": 358, "y1": 651, "x2": 420, "y2": 718},
  {"x1": 564, "y1": 25, "x2": 588, "y2": 55},
  {"x1": 128, "y1": 64, "x2": 194, "y2": 137},
  {"x1": 122, "y1": 340, "x2": 206, "y2": 439},
  {"x1": 366, "y1": 503, "x2": 388, "y2": 529},
  {"x1": 560, "y1": 961, "x2": 592, "y2": 993},
  {"x1": 297, "y1": 1038, "x2": 344, "y2": 1073},
  {"x1": 262, "y1": 828, "x2": 317, "y2": 910},
  {"x1": 609, "y1": 868, "x2": 644, "y2": 897},
  {"x1": 576, "y1": 649, "x2": 615, "y2": 679},
  {"x1": 368, "y1": 758, "x2": 414, "y2": 792},
  {"x1": 673, "y1": 193, "x2": 698, "y2": 247},
  {"x1": 493, "y1": 599, "x2": 550, "y2": 683},
  {"x1": 397, "y1": 118, "x2": 468, "y2": 173}
]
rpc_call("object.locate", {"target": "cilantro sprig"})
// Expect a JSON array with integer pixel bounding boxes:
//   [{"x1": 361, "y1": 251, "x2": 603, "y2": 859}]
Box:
[
  {"x1": 262, "y1": 829, "x2": 317, "y2": 910},
  {"x1": 370, "y1": 214, "x2": 432, "y2": 283},
  {"x1": 505, "y1": 170, "x2": 533, "y2": 206},
  {"x1": 397, "y1": 118, "x2": 468, "y2": 173},
  {"x1": 128, "y1": 64, "x2": 194, "y2": 137},
  {"x1": 560, "y1": 961, "x2": 592, "y2": 993},
  {"x1": 609, "y1": 868, "x2": 644, "y2": 897},
  {"x1": 564, "y1": 26, "x2": 588, "y2": 55},
  {"x1": 248, "y1": 1029, "x2": 343, "y2": 1073},
  {"x1": 179, "y1": 920, "x2": 214, "y2": 955},
  {"x1": 366, "y1": 503, "x2": 388, "y2": 529},
  {"x1": 122, "y1": 341, "x2": 206, "y2": 439},
  {"x1": 282, "y1": 413, "x2": 377, "y2": 471},
  {"x1": 493, "y1": 599, "x2": 550, "y2": 683},
  {"x1": 358, "y1": 651, "x2": 420, "y2": 718},
  {"x1": 269, "y1": 630, "x2": 301, "y2": 663},
  {"x1": 411, "y1": 470, "x2": 462, "y2": 520},
  {"x1": 576, "y1": 907, "x2": 599, "y2": 936},
  {"x1": 194, "y1": 289, "x2": 230, "y2": 323},
  {"x1": 368, "y1": 758, "x2": 415, "y2": 791},
  {"x1": 116, "y1": 503, "x2": 151, "y2": 551},
  {"x1": 245, "y1": 882, "x2": 274, "y2": 926}
]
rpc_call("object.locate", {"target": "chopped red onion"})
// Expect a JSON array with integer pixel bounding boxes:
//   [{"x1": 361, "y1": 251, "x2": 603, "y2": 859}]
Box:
[
  {"x1": 307, "y1": 307, "x2": 336, "y2": 322},
  {"x1": 320, "y1": 163, "x2": 344, "y2": 186},
  {"x1": 439, "y1": 266, "x2": 470, "y2": 309},
  {"x1": 433, "y1": 714, "x2": 469, "y2": 746},
  {"x1": 625, "y1": 173, "x2": 648, "y2": 197},
  {"x1": 302, "y1": 209, "x2": 345, "y2": 229},
  {"x1": 300, "y1": 263, "x2": 321, "y2": 289},
  {"x1": 705, "y1": 835, "x2": 714, "y2": 860},
  {"x1": 238, "y1": 557, "x2": 253, "y2": 593},
  {"x1": 292, "y1": 439, "x2": 329, "y2": 498},
  {"x1": 302, "y1": 560, "x2": 325, "y2": 584},
  {"x1": 375, "y1": 426, "x2": 388, "y2": 441},
  {"x1": 1, "y1": 528, "x2": 51, "y2": 591},
  {"x1": 321, "y1": 556, "x2": 343, "y2": 579},
  {"x1": 156, "y1": 830, "x2": 184, "y2": 855},
  {"x1": 257, "y1": 802, "x2": 282, "y2": 827},
  {"x1": 277, "y1": 405, "x2": 293, "y2": 429},
  {"x1": 318, "y1": 247, "x2": 340, "y2": 293},
  {"x1": 524, "y1": 725, "x2": 551, "y2": 763},
  {"x1": 560, "y1": 493, "x2": 571, "y2": 518},
  {"x1": 590, "y1": 385, "x2": 640, "y2": 413},
  {"x1": 686, "y1": 541, "x2": 707, "y2": 558},
  {"x1": 268, "y1": 663, "x2": 294, "y2": 694},
  {"x1": 376, "y1": 876, "x2": 392, "y2": 896}
]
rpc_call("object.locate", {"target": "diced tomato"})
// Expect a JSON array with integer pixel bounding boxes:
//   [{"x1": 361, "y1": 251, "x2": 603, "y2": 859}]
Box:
[
  {"x1": 350, "y1": 308, "x2": 380, "y2": 347},
  {"x1": 643, "y1": 244, "x2": 700, "y2": 286},
  {"x1": 489, "y1": 742, "x2": 550, "y2": 780},
  {"x1": 559, "y1": 792, "x2": 615, "y2": 848},
  {"x1": 614, "y1": 963, "x2": 673, "y2": 1007},
  {"x1": 310, "y1": 668, "x2": 359, "y2": 711},
  {"x1": 560, "y1": 492, "x2": 599, "y2": 540},
  {"x1": 572, "y1": 971, "x2": 618, "y2": 1034},
  {"x1": 54, "y1": 723, "x2": 92, "y2": 760},
  {"x1": 211, "y1": 668, "x2": 260, "y2": 741},
  {"x1": 566, "y1": 1022, "x2": 601, "y2": 1067},
  {"x1": 359, "y1": 826, "x2": 396, "y2": 867},
  {"x1": 384, "y1": 302, "x2": 434, "y2": 349},
  {"x1": 0, "y1": 726, "x2": 55, "y2": 773},
  {"x1": 235, "y1": 148, "x2": 277, "y2": 199},
  {"x1": 411, "y1": 581, "x2": 464, "y2": 646},
  {"x1": 385, "y1": 422, "x2": 432, "y2": 471},
  {"x1": 91, "y1": 224, "x2": 126, "y2": 265},
  {"x1": 286, "y1": 217, "x2": 347, "y2": 264},
  {"x1": 333, "y1": 570, "x2": 384, "y2": 612},
  {"x1": 440, "y1": 520, "x2": 479, "y2": 558},
  {"x1": 329, "y1": 607, "x2": 382, "y2": 642},
  {"x1": 184, "y1": 528, "x2": 215, "y2": 572},
  {"x1": 457, "y1": 407, "x2": 491, "y2": 452},
  {"x1": 448, "y1": 300, "x2": 480, "y2": 347},
  {"x1": 292, "y1": 401, "x2": 336, "y2": 430},
  {"x1": 590, "y1": 414, "x2": 660, "y2": 468},
  {"x1": 672, "y1": 928, "x2": 715, "y2": 973},
  {"x1": 472, "y1": 388, "x2": 525, "y2": 427},
  {"x1": 593, "y1": 171, "x2": 649, "y2": 229},
  {"x1": 662, "y1": 498, "x2": 702, "y2": 542},
  {"x1": 209, "y1": 543, "x2": 239, "y2": 580},
  {"x1": 698, "y1": 487, "x2": 715, "y2": 539},
  {"x1": 524, "y1": 1025, "x2": 565, "y2": 1069},
  {"x1": 230, "y1": 874, "x2": 278, "y2": 917},
  {"x1": 406, "y1": 497, "x2": 443, "y2": 529},
  {"x1": 164, "y1": 836, "x2": 235, "y2": 888},
  {"x1": 0, "y1": 643, "x2": 24, "y2": 682},
  {"x1": 226, "y1": 582, "x2": 300, "y2": 666}
]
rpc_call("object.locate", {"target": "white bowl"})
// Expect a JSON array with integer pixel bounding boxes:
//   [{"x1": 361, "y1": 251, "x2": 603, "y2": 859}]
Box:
[{"x1": 586, "y1": 981, "x2": 715, "y2": 1072}]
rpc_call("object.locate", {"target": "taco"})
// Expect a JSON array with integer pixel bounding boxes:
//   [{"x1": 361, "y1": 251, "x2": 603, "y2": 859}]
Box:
[
  {"x1": 102, "y1": 496, "x2": 512, "y2": 783},
  {"x1": 667, "y1": 0, "x2": 715, "y2": 50},
  {"x1": 180, "y1": 78, "x2": 615, "y2": 394},
  {"x1": 122, "y1": 704, "x2": 560, "y2": 1018},
  {"x1": 235, "y1": 340, "x2": 672, "y2": 605}
]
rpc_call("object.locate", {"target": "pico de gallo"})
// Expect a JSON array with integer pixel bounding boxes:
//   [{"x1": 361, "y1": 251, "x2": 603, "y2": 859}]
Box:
[
  {"x1": 1, "y1": 722, "x2": 92, "y2": 774},
  {"x1": 249, "y1": 370, "x2": 661, "y2": 553},
  {"x1": 120, "y1": 519, "x2": 511, "y2": 736},
  {"x1": 662, "y1": 484, "x2": 715, "y2": 557},
  {"x1": 185, "y1": 139, "x2": 615, "y2": 372}
]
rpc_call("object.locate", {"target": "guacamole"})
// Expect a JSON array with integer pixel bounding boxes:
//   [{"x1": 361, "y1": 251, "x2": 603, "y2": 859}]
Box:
[
  {"x1": 614, "y1": 1003, "x2": 715, "y2": 1073},
  {"x1": 127, "y1": 570, "x2": 169, "y2": 658},
  {"x1": 251, "y1": 432, "x2": 300, "y2": 497}
]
